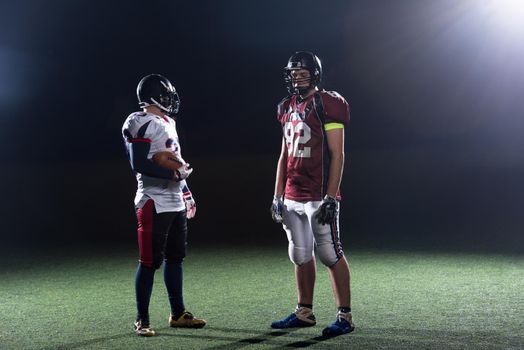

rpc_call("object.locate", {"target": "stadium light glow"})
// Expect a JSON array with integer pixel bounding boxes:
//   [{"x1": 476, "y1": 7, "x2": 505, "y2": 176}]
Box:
[{"x1": 481, "y1": 0, "x2": 524, "y2": 35}]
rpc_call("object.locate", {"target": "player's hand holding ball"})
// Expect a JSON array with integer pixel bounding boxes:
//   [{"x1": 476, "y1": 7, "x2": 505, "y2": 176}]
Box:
[
  {"x1": 316, "y1": 195, "x2": 338, "y2": 225},
  {"x1": 152, "y1": 151, "x2": 193, "y2": 181},
  {"x1": 174, "y1": 164, "x2": 193, "y2": 181}
]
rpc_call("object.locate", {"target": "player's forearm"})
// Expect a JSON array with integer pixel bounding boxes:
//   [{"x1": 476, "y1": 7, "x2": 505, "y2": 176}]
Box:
[
  {"x1": 324, "y1": 128, "x2": 345, "y2": 198},
  {"x1": 326, "y1": 152, "x2": 344, "y2": 198},
  {"x1": 133, "y1": 157, "x2": 175, "y2": 180},
  {"x1": 179, "y1": 179, "x2": 188, "y2": 191},
  {"x1": 274, "y1": 155, "x2": 287, "y2": 198},
  {"x1": 130, "y1": 143, "x2": 175, "y2": 180}
]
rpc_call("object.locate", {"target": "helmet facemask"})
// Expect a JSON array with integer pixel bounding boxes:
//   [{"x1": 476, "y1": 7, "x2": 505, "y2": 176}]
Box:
[
  {"x1": 284, "y1": 69, "x2": 313, "y2": 95},
  {"x1": 149, "y1": 81, "x2": 180, "y2": 116},
  {"x1": 284, "y1": 51, "x2": 322, "y2": 96}
]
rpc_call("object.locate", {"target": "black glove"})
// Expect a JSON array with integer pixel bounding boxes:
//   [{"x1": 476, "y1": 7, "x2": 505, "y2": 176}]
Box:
[{"x1": 316, "y1": 195, "x2": 338, "y2": 225}]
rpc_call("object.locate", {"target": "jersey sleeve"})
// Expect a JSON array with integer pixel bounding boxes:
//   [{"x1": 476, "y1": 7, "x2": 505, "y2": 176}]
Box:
[
  {"x1": 123, "y1": 113, "x2": 169, "y2": 158},
  {"x1": 321, "y1": 91, "x2": 350, "y2": 125},
  {"x1": 122, "y1": 113, "x2": 158, "y2": 144}
]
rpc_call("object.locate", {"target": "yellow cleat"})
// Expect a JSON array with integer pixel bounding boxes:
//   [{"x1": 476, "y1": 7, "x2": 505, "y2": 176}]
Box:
[
  {"x1": 134, "y1": 320, "x2": 156, "y2": 337},
  {"x1": 169, "y1": 311, "x2": 206, "y2": 328}
]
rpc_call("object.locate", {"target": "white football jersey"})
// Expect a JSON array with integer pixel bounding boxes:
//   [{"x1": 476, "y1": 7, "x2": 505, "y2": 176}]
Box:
[{"x1": 122, "y1": 111, "x2": 186, "y2": 213}]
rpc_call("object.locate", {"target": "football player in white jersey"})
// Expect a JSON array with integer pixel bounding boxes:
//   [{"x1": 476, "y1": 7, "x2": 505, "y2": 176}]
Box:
[{"x1": 122, "y1": 74, "x2": 205, "y2": 337}]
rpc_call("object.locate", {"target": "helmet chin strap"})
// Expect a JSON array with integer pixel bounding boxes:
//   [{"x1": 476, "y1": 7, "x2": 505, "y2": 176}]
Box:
[
  {"x1": 297, "y1": 86, "x2": 312, "y2": 96},
  {"x1": 295, "y1": 84, "x2": 317, "y2": 98}
]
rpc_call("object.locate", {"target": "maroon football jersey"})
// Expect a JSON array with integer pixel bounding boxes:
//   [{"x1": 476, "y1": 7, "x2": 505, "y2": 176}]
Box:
[{"x1": 277, "y1": 90, "x2": 350, "y2": 201}]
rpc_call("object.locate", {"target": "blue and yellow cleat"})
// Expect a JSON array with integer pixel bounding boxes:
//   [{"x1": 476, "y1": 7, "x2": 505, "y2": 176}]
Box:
[
  {"x1": 322, "y1": 311, "x2": 355, "y2": 337},
  {"x1": 271, "y1": 306, "x2": 316, "y2": 329}
]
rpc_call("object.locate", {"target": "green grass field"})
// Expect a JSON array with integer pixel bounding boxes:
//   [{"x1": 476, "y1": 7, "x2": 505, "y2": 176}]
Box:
[{"x1": 1, "y1": 246, "x2": 523, "y2": 349}]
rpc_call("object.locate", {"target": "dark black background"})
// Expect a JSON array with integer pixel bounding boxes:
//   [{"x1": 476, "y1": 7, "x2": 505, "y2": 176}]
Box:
[{"x1": 1, "y1": 0, "x2": 523, "y2": 253}]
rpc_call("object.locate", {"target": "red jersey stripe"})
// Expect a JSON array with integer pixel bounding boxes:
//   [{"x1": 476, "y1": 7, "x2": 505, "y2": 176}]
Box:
[{"x1": 128, "y1": 138, "x2": 152, "y2": 143}]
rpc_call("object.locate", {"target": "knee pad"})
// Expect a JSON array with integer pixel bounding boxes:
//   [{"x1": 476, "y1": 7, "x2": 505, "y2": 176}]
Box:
[
  {"x1": 288, "y1": 243, "x2": 313, "y2": 266},
  {"x1": 139, "y1": 260, "x2": 162, "y2": 270},
  {"x1": 165, "y1": 241, "x2": 187, "y2": 265},
  {"x1": 139, "y1": 256, "x2": 163, "y2": 270},
  {"x1": 138, "y1": 262, "x2": 156, "y2": 272},
  {"x1": 151, "y1": 258, "x2": 163, "y2": 270},
  {"x1": 165, "y1": 254, "x2": 185, "y2": 264},
  {"x1": 316, "y1": 242, "x2": 343, "y2": 267}
]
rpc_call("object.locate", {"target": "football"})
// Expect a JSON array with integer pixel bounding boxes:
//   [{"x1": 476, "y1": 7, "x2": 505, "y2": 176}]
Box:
[{"x1": 152, "y1": 151, "x2": 185, "y2": 171}]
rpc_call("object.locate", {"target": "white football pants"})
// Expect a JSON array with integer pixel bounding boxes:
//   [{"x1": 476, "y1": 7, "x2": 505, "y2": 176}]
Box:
[{"x1": 282, "y1": 199, "x2": 344, "y2": 267}]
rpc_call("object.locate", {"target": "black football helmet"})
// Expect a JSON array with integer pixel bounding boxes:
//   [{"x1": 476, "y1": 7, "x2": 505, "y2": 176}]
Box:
[
  {"x1": 284, "y1": 51, "x2": 322, "y2": 95},
  {"x1": 137, "y1": 74, "x2": 180, "y2": 116}
]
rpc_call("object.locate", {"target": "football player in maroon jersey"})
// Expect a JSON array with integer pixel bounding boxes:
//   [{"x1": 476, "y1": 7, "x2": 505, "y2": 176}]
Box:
[{"x1": 270, "y1": 52, "x2": 355, "y2": 336}]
